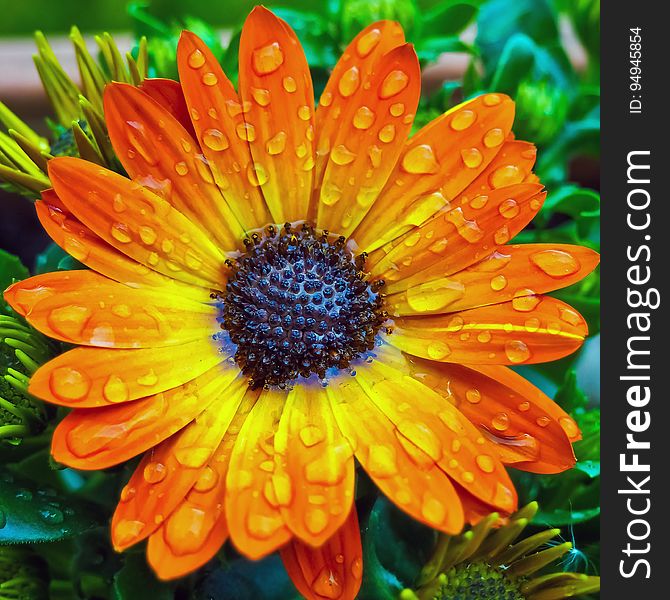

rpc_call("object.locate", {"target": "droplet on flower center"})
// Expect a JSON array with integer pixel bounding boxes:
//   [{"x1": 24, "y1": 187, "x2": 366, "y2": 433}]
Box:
[{"x1": 218, "y1": 223, "x2": 388, "y2": 388}]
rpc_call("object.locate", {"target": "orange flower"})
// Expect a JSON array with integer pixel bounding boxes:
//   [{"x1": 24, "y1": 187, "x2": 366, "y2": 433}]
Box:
[{"x1": 4, "y1": 7, "x2": 599, "y2": 598}]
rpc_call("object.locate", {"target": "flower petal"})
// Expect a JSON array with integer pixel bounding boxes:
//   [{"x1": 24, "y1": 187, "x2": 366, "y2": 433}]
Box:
[
  {"x1": 34, "y1": 198, "x2": 210, "y2": 302},
  {"x1": 104, "y1": 82, "x2": 244, "y2": 249},
  {"x1": 237, "y1": 6, "x2": 315, "y2": 222},
  {"x1": 48, "y1": 157, "x2": 227, "y2": 289},
  {"x1": 225, "y1": 388, "x2": 292, "y2": 559},
  {"x1": 28, "y1": 339, "x2": 226, "y2": 407},
  {"x1": 274, "y1": 384, "x2": 355, "y2": 546},
  {"x1": 355, "y1": 350, "x2": 517, "y2": 513},
  {"x1": 147, "y1": 384, "x2": 259, "y2": 579},
  {"x1": 368, "y1": 182, "x2": 545, "y2": 287},
  {"x1": 177, "y1": 31, "x2": 271, "y2": 229},
  {"x1": 404, "y1": 359, "x2": 578, "y2": 473},
  {"x1": 314, "y1": 21, "x2": 405, "y2": 193},
  {"x1": 315, "y1": 43, "x2": 421, "y2": 237},
  {"x1": 280, "y1": 505, "x2": 363, "y2": 600},
  {"x1": 111, "y1": 375, "x2": 248, "y2": 551},
  {"x1": 7, "y1": 270, "x2": 217, "y2": 348},
  {"x1": 389, "y1": 296, "x2": 588, "y2": 365},
  {"x1": 353, "y1": 93, "x2": 516, "y2": 252},
  {"x1": 326, "y1": 373, "x2": 466, "y2": 534},
  {"x1": 386, "y1": 244, "x2": 600, "y2": 314},
  {"x1": 51, "y1": 364, "x2": 238, "y2": 469},
  {"x1": 139, "y1": 78, "x2": 194, "y2": 136}
]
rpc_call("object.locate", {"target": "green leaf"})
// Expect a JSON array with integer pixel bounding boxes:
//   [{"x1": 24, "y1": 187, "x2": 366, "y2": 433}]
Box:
[
  {"x1": 415, "y1": 36, "x2": 474, "y2": 63},
  {"x1": 535, "y1": 185, "x2": 600, "y2": 230},
  {"x1": 0, "y1": 250, "x2": 29, "y2": 314},
  {"x1": 113, "y1": 552, "x2": 174, "y2": 600},
  {"x1": 360, "y1": 496, "x2": 435, "y2": 600},
  {"x1": 34, "y1": 242, "x2": 85, "y2": 275},
  {"x1": 272, "y1": 9, "x2": 338, "y2": 70},
  {"x1": 0, "y1": 468, "x2": 100, "y2": 545},
  {"x1": 421, "y1": 1, "x2": 479, "y2": 37}
]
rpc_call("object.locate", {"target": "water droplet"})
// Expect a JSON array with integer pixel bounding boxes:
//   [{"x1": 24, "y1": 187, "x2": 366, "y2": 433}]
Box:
[
  {"x1": 451, "y1": 109, "x2": 476, "y2": 131},
  {"x1": 190, "y1": 108, "x2": 200, "y2": 121},
  {"x1": 331, "y1": 144, "x2": 356, "y2": 165},
  {"x1": 498, "y1": 198, "x2": 520, "y2": 218},
  {"x1": 236, "y1": 122, "x2": 256, "y2": 142},
  {"x1": 298, "y1": 105, "x2": 311, "y2": 121},
  {"x1": 469, "y1": 194, "x2": 489, "y2": 209},
  {"x1": 321, "y1": 182, "x2": 343, "y2": 206},
  {"x1": 536, "y1": 416, "x2": 551, "y2": 428},
  {"x1": 282, "y1": 76, "x2": 297, "y2": 92},
  {"x1": 265, "y1": 131, "x2": 287, "y2": 155},
  {"x1": 475, "y1": 454, "x2": 495, "y2": 473},
  {"x1": 312, "y1": 566, "x2": 343, "y2": 599},
  {"x1": 299, "y1": 425, "x2": 325, "y2": 447},
  {"x1": 50, "y1": 367, "x2": 91, "y2": 401},
  {"x1": 319, "y1": 91, "x2": 333, "y2": 107},
  {"x1": 136, "y1": 369, "x2": 158, "y2": 386},
  {"x1": 201, "y1": 72, "x2": 218, "y2": 86},
  {"x1": 252, "y1": 42, "x2": 284, "y2": 75},
  {"x1": 194, "y1": 466, "x2": 218, "y2": 492},
  {"x1": 505, "y1": 340, "x2": 531, "y2": 363},
  {"x1": 367, "y1": 444, "x2": 397, "y2": 478},
  {"x1": 115, "y1": 519, "x2": 145, "y2": 546},
  {"x1": 462, "y1": 471, "x2": 475, "y2": 483},
  {"x1": 247, "y1": 512, "x2": 284, "y2": 539},
  {"x1": 477, "y1": 331, "x2": 492, "y2": 343},
  {"x1": 353, "y1": 106, "x2": 375, "y2": 129},
  {"x1": 47, "y1": 304, "x2": 91, "y2": 339},
  {"x1": 427, "y1": 340, "x2": 451, "y2": 359},
  {"x1": 378, "y1": 124, "x2": 396, "y2": 143},
  {"x1": 390, "y1": 102, "x2": 405, "y2": 117},
  {"x1": 305, "y1": 508, "x2": 328, "y2": 535},
  {"x1": 120, "y1": 485, "x2": 136, "y2": 502},
  {"x1": 111, "y1": 223, "x2": 132, "y2": 243},
  {"x1": 143, "y1": 461, "x2": 167, "y2": 484},
  {"x1": 247, "y1": 163, "x2": 269, "y2": 187},
  {"x1": 483, "y1": 127, "x2": 504, "y2": 148},
  {"x1": 380, "y1": 70, "x2": 409, "y2": 98},
  {"x1": 202, "y1": 128, "x2": 229, "y2": 151},
  {"x1": 113, "y1": 193, "x2": 126, "y2": 212},
  {"x1": 559, "y1": 306, "x2": 582, "y2": 327},
  {"x1": 421, "y1": 495, "x2": 446, "y2": 525},
  {"x1": 351, "y1": 557, "x2": 363, "y2": 579},
  {"x1": 139, "y1": 225, "x2": 157, "y2": 245},
  {"x1": 490, "y1": 165, "x2": 522, "y2": 188},
  {"x1": 39, "y1": 507, "x2": 64, "y2": 524},
  {"x1": 187, "y1": 48, "x2": 205, "y2": 68},
  {"x1": 406, "y1": 279, "x2": 465, "y2": 313},
  {"x1": 175, "y1": 446, "x2": 210, "y2": 468},
  {"x1": 492, "y1": 412, "x2": 510, "y2": 431},
  {"x1": 465, "y1": 388, "x2": 481, "y2": 404},
  {"x1": 271, "y1": 471, "x2": 293, "y2": 506},
  {"x1": 356, "y1": 28, "x2": 382, "y2": 57},
  {"x1": 103, "y1": 375, "x2": 129, "y2": 403},
  {"x1": 461, "y1": 147, "x2": 483, "y2": 168},
  {"x1": 338, "y1": 66, "x2": 360, "y2": 97},
  {"x1": 251, "y1": 87, "x2": 271, "y2": 106},
  {"x1": 447, "y1": 208, "x2": 484, "y2": 243},
  {"x1": 493, "y1": 225, "x2": 510, "y2": 245},
  {"x1": 490, "y1": 274, "x2": 507, "y2": 291},
  {"x1": 174, "y1": 161, "x2": 189, "y2": 176},
  {"x1": 530, "y1": 249, "x2": 580, "y2": 278},
  {"x1": 483, "y1": 93, "x2": 502, "y2": 106},
  {"x1": 15, "y1": 488, "x2": 33, "y2": 501},
  {"x1": 401, "y1": 144, "x2": 439, "y2": 174},
  {"x1": 524, "y1": 317, "x2": 541, "y2": 332}
]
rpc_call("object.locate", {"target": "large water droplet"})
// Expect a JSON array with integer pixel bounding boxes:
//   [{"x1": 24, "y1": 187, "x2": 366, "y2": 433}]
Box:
[
  {"x1": 202, "y1": 128, "x2": 229, "y2": 151},
  {"x1": 331, "y1": 144, "x2": 356, "y2": 165},
  {"x1": 356, "y1": 28, "x2": 382, "y2": 57},
  {"x1": 401, "y1": 145, "x2": 439, "y2": 174},
  {"x1": 338, "y1": 66, "x2": 360, "y2": 98},
  {"x1": 353, "y1": 106, "x2": 375, "y2": 130},
  {"x1": 188, "y1": 49, "x2": 206, "y2": 69},
  {"x1": 530, "y1": 249, "x2": 580, "y2": 278},
  {"x1": 451, "y1": 109, "x2": 476, "y2": 131},
  {"x1": 379, "y1": 70, "x2": 409, "y2": 98},
  {"x1": 103, "y1": 375, "x2": 129, "y2": 403},
  {"x1": 505, "y1": 340, "x2": 531, "y2": 363},
  {"x1": 49, "y1": 367, "x2": 91, "y2": 401},
  {"x1": 252, "y1": 42, "x2": 284, "y2": 75}
]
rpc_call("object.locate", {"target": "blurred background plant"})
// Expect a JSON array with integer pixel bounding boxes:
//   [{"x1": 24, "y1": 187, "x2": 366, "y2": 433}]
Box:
[{"x1": 0, "y1": 0, "x2": 600, "y2": 598}]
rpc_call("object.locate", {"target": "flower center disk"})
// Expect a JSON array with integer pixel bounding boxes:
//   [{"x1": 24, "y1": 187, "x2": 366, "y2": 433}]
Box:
[{"x1": 219, "y1": 223, "x2": 386, "y2": 388}]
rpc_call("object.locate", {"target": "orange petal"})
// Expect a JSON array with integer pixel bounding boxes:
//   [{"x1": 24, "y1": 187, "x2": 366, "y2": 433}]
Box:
[
  {"x1": 326, "y1": 373, "x2": 466, "y2": 534},
  {"x1": 404, "y1": 359, "x2": 578, "y2": 473},
  {"x1": 104, "y1": 82, "x2": 244, "y2": 249},
  {"x1": 28, "y1": 339, "x2": 226, "y2": 407},
  {"x1": 225, "y1": 388, "x2": 291, "y2": 559},
  {"x1": 314, "y1": 21, "x2": 405, "y2": 198},
  {"x1": 355, "y1": 350, "x2": 517, "y2": 513},
  {"x1": 274, "y1": 385, "x2": 355, "y2": 546},
  {"x1": 315, "y1": 43, "x2": 421, "y2": 237},
  {"x1": 389, "y1": 296, "x2": 588, "y2": 365},
  {"x1": 353, "y1": 93, "x2": 516, "y2": 252},
  {"x1": 139, "y1": 78, "x2": 194, "y2": 136},
  {"x1": 176, "y1": 31, "x2": 271, "y2": 229},
  {"x1": 48, "y1": 157, "x2": 227, "y2": 289},
  {"x1": 280, "y1": 505, "x2": 363, "y2": 600},
  {"x1": 368, "y1": 182, "x2": 545, "y2": 287},
  {"x1": 34, "y1": 199, "x2": 210, "y2": 302},
  {"x1": 386, "y1": 244, "x2": 600, "y2": 314},
  {"x1": 7, "y1": 270, "x2": 217, "y2": 348},
  {"x1": 237, "y1": 6, "x2": 315, "y2": 222},
  {"x1": 111, "y1": 375, "x2": 248, "y2": 551},
  {"x1": 51, "y1": 364, "x2": 237, "y2": 470}
]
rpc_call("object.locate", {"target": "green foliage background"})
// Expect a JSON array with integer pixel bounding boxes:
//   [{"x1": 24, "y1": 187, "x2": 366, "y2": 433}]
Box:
[{"x1": 1, "y1": 0, "x2": 600, "y2": 598}]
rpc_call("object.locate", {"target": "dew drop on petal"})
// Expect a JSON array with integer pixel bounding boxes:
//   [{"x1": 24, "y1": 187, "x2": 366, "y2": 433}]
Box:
[
  {"x1": 492, "y1": 412, "x2": 510, "y2": 431},
  {"x1": 282, "y1": 76, "x2": 297, "y2": 92},
  {"x1": 201, "y1": 72, "x2": 218, "y2": 86},
  {"x1": 427, "y1": 340, "x2": 451, "y2": 359},
  {"x1": 559, "y1": 416, "x2": 579, "y2": 438},
  {"x1": 490, "y1": 274, "x2": 507, "y2": 291},
  {"x1": 188, "y1": 49, "x2": 206, "y2": 69},
  {"x1": 353, "y1": 106, "x2": 375, "y2": 130},
  {"x1": 401, "y1": 144, "x2": 439, "y2": 174},
  {"x1": 530, "y1": 249, "x2": 580, "y2": 278},
  {"x1": 451, "y1": 109, "x2": 476, "y2": 131},
  {"x1": 490, "y1": 165, "x2": 523, "y2": 188},
  {"x1": 465, "y1": 388, "x2": 481, "y2": 404},
  {"x1": 331, "y1": 144, "x2": 356, "y2": 165},
  {"x1": 311, "y1": 566, "x2": 343, "y2": 599},
  {"x1": 103, "y1": 375, "x2": 129, "y2": 403},
  {"x1": 379, "y1": 70, "x2": 409, "y2": 98},
  {"x1": 252, "y1": 42, "x2": 284, "y2": 75},
  {"x1": 266, "y1": 131, "x2": 287, "y2": 155},
  {"x1": 367, "y1": 444, "x2": 398, "y2": 478},
  {"x1": 111, "y1": 223, "x2": 132, "y2": 243},
  {"x1": 476, "y1": 454, "x2": 495, "y2": 473},
  {"x1": 421, "y1": 495, "x2": 446, "y2": 526},
  {"x1": 49, "y1": 367, "x2": 91, "y2": 401},
  {"x1": 460, "y1": 147, "x2": 483, "y2": 168},
  {"x1": 505, "y1": 340, "x2": 531, "y2": 363},
  {"x1": 483, "y1": 93, "x2": 502, "y2": 106},
  {"x1": 498, "y1": 198, "x2": 520, "y2": 218},
  {"x1": 202, "y1": 128, "x2": 230, "y2": 151},
  {"x1": 356, "y1": 28, "x2": 382, "y2": 57},
  {"x1": 143, "y1": 461, "x2": 167, "y2": 484}
]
